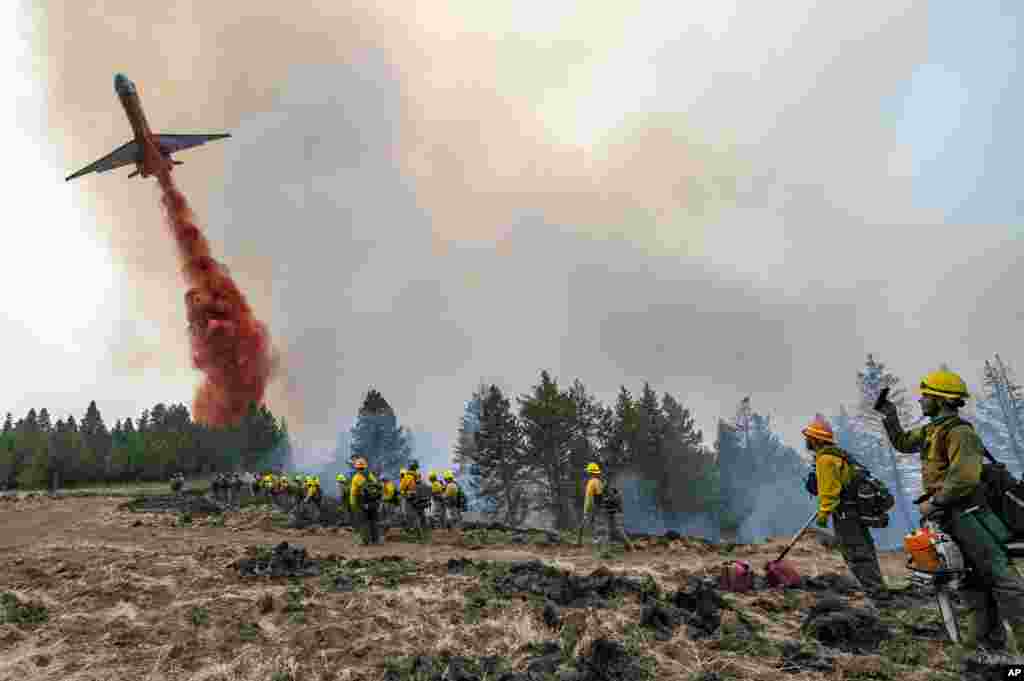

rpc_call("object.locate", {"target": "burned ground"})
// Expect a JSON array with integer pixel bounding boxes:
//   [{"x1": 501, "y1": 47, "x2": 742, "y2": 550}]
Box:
[{"x1": 0, "y1": 494, "x2": 989, "y2": 680}]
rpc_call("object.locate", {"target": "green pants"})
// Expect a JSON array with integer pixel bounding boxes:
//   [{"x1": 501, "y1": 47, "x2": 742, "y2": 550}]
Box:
[
  {"x1": 408, "y1": 505, "x2": 430, "y2": 540},
  {"x1": 832, "y1": 505, "x2": 885, "y2": 594},
  {"x1": 588, "y1": 509, "x2": 626, "y2": 546},
  {"x1": 943, "y1": 507, "x2": 1024, "y2": 649}
]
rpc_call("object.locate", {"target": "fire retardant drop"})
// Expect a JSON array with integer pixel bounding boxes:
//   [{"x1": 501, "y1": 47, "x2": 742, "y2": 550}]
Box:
[{"x1": 157, "y1": 172, "x2": 273, "y2": 427}]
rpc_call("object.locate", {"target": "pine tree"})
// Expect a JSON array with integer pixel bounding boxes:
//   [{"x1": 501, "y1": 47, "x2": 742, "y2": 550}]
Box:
[
  {"x1": 454, "y1": 384, "x2": 488, "y2": 512},
  {"x1": 599, "y1": 387, "x2": 637, "y2": 475},
  {"x1": 518, "y1": 371, "x2": 575, "y2": 529},
  {"x1": 659, "y1": 393, "x2": 712, "y2": 519},
  {"x1": 80, "y1": 401, "x2": 111, "y2": 480},
  {"x1": 348, "y1": 389, "x2": 412, "y2": 479},
  {"x1": 37, "y1": 408, "x2": 52, "y2": 434},
  {"x1": 0, "y1": 414, "x2": 16, "y2": 489},
  {"x1": 980, "y1": 354, "x2": 1024, "y2": 473},
  {"x1": 855, "y1": 353, "x2": 917, "y2": 535},
  {"x1": 715, "y1": 417, "x2": 749, "y2": 539},
  {"x1": 473, "y1": 385, "x2": 531, "y2": 525}
]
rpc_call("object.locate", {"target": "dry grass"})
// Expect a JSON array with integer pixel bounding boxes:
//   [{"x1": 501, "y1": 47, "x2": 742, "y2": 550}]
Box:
[{"x1": 0, "y1": 496, "x2": 973, "y2": 681}]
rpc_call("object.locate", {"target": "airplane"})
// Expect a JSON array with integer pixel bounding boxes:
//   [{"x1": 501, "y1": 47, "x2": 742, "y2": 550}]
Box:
[{"x1": 65, "y1": 73, "x2": 231, "y2": 181}]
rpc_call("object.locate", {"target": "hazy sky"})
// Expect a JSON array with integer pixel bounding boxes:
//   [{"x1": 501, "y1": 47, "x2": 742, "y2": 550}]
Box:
[{"x1": 7, "y1": 1, "x2": 1023, "y2": 467}]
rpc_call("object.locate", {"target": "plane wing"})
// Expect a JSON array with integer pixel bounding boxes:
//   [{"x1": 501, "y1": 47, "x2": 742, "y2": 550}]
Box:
[
  {"x1": 65, "y1": 140, "x2": 141, "y2": 181},
  {"x1": 155, "y1": 133, "x2": 232, "y2": 154}
]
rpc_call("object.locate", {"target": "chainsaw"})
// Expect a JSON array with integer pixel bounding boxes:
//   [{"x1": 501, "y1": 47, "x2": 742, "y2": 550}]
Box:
[{"x1": 905, "y1": 506, "x2": 969, "y2": 643}]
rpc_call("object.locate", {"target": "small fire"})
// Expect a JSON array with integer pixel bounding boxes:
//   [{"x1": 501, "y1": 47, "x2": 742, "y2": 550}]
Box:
[{"x1": 156, "y1": 171, "x2": 274, "y2": 427}]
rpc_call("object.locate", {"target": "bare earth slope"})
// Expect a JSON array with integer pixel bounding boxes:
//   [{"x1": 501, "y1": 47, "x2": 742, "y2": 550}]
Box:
[{"x1": 0, "y1": 496, "x2": 972, "y2": 681}]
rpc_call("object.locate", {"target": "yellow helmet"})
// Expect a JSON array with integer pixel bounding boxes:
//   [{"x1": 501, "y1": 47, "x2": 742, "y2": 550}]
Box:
[
  {"x1": 428, "y1": 471, "x2": 437, "y2": 481},
  {"x1": 399, "y1": 468, "x2": 407, "y2": 476},
  {"x1": 336, "y1": 473, "x2": 347, "y2": 482},
  {"x1": 918, "y1": 369, "x2": 969, "y2": 400},
  {"x1": 443, "y1": 470, "x2": 454, "y2": 481},
  {"x1": 586, "y1": 463, "x2": 601, "y2": 475}
]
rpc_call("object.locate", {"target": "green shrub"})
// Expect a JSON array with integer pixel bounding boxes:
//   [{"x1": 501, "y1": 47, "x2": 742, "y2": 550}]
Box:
[
  {"x1": 188, "y1": 606, "x2": 209, "y2": 627},
  {"x1": 0, "y1": 592, "x2": 48, "y2": 626}
]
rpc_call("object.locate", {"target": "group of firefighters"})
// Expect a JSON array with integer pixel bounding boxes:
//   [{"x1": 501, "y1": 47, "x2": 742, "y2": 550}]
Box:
[
  {"x1": 178, "y1": 457, "x2": 470, "y2": 545},
  {"x1": 165, "y1": 366, "x2": 1024, "y2": 660},
  {"x1": 806, "y1": 368, "x2": 1024, "y2": 659},
  {"x1": 177, "y1": 456, "x2": 626, "y2": 550}
]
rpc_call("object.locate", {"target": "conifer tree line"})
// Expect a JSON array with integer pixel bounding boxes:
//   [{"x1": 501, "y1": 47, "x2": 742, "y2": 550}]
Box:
[
  {"x1": 0, "y1": 400, "x2": 291, "y2": 490},
  {"x1": 451, "y1": 371, "x2": 717, "y2": 533}
]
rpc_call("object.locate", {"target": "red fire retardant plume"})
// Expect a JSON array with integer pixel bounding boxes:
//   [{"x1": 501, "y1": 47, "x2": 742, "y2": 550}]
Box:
[{"x1": 156, "y1": 171, "x2": 273, "y2": 427}]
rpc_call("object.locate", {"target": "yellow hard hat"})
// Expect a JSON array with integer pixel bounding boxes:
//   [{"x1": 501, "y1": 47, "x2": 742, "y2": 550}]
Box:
[
  {"x1": 586, "y1": 463, "x2": 601, "y2": 475},
  {"x1": 443, "y1": 470, "x2": 454, "y2": 481},
  {"x1": 428, "y1": 471, "x2": 437, "y2": 480},
  {"x1": 336, "y1": 473, "x2": 347, "y2": 482},
  {"x1": 918, "y1": 370, "x2": 969, "y2": 400}
]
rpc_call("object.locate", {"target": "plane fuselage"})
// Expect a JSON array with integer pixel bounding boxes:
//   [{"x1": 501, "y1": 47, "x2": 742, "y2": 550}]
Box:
[{"x1": 114, "y1": 73, "x2": 167, "y2": 178}]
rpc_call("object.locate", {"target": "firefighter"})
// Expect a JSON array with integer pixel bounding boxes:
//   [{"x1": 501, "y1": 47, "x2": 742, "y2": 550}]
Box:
[
  {"x1": 878, "y1": 368, "x2": 1024, "y2": 657},
  {"x1": 381, "y1": 476, "x2": 397, "y2": 523},
  {"x1": 211, "y1": 473, "x2": 225, "y2": 504},
  {"x1": 399, "y1": 468, "x2": 416, "y2": 528},
  {"x1": 803, "y1": 414, "x2": 890, "y2": 602},
  {"x1": 290, "y1": 474, "x2": 304, "y2": 509},
  {"x1": 429, "y1": 472, "x2": 445, "y2": 529},
  {"x1": 408, "y1": 470, "x2": 432, "y2": 541},
  {"x1": 442, "y1": 471, "x2": 464, "y2": 530},
  {"x1": 582, "y1": 463, "x2": 626, "y2": 548},
  {"x1": 261, "y1": 472, "x2": 275, "y2": 501},
  {"x1": 336, "y1": 473, "x2": 351, "y2": 526},
  {"x1": 350, "y1": 458, "x2": 383, "y2": 544},
  {"x1": 229, "y1": 472, "x2": 243, "y2": 509}
]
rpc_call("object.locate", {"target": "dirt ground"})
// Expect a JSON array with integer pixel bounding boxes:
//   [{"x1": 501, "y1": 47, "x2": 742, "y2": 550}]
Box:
[{"x1": 0, "y1": 495, "x2": 957, "y2": 681}]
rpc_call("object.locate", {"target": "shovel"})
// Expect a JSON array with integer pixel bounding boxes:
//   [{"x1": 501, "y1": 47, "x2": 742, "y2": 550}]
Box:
[{"x1": 764, "y1": 511, "x2": 818, "y2": 586}]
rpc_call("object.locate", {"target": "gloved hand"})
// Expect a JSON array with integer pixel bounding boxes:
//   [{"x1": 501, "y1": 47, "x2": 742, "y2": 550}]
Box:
[
  {"x1": 873, "y1": 388, "x2": 898, "y2": 417},
  {"x1": 815, "y1": 512, "x2": 829, "y2": 528}
]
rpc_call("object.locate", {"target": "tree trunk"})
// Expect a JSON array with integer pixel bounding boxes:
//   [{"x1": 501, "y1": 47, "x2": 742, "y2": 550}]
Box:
[{"x1": 503, "y1": 472, "x2": 514, "y2": 526}]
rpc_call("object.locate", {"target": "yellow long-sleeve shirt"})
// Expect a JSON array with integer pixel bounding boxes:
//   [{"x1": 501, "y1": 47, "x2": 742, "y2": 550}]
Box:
[
  {"x1": 444, "y1": 481, "x2": 459, "y2": 499},
  {"x1": 887, "y1": 416, "x2": 984, "y2": 507},
  {"x1": 349, "y1": 472, "x2": 378, "y2": 508},
  {"x1": 382, "y1": 481, "x2": 396, "y2": 501},
  {"x1": 350, "y1": 472, "x2": 366, "y2": 508},
  {"x1": 583, "y1": 477, "x2": 604, "y2": 514},
  {"x1": 815, "y1": 446, "x2": 855, "y2": 516},
  {"x1": 431, "y1": 480, "x2": 443, "y2": 496},
  {"x1": 399, "y1": 473, "x2": 416, "y2": 496}
]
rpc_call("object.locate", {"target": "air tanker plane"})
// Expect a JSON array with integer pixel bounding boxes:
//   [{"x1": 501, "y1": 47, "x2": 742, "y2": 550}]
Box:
[{"x1": 66, "y1": 73, "x2": 231, "y2": 181}]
